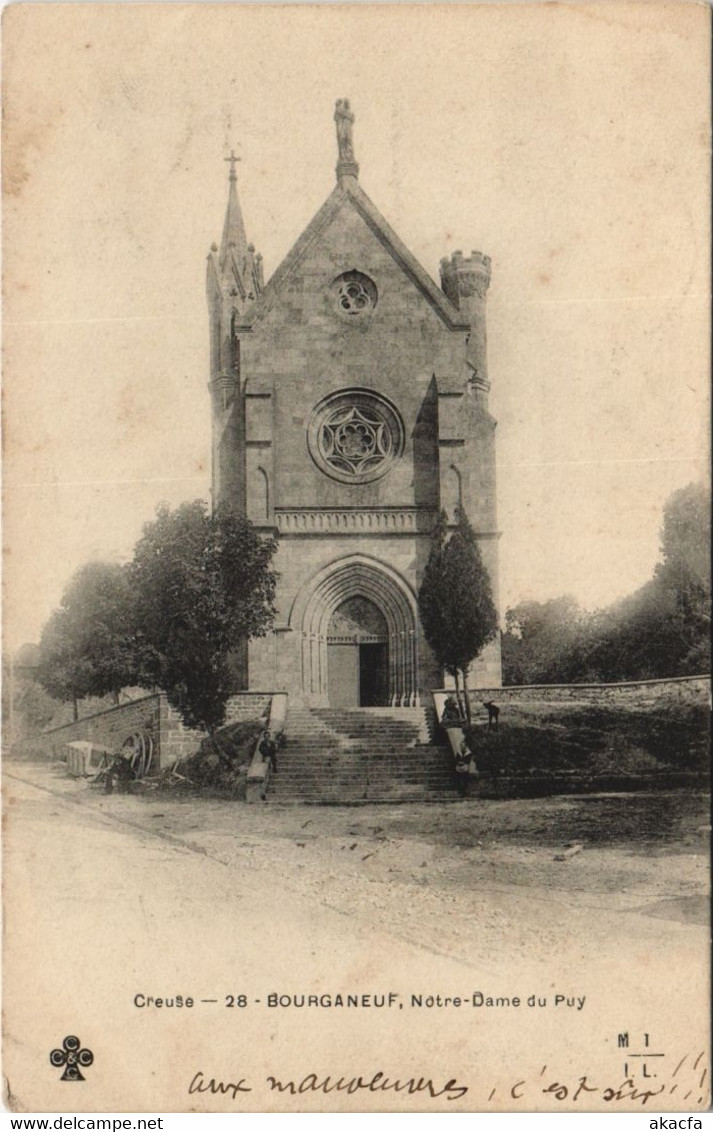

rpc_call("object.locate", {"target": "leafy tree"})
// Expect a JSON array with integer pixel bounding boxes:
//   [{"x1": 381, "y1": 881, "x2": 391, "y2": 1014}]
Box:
[
  {"x1": 129, "y1": 501, "x2": 278, "y2": 758},
  {"x1": 502, "y1": 482, "x2": 711, "y2": 685},
  {"x1": 654, "y1": 482, "x2": 710, "y2": 672},
  {"x1": 37, "y1": 562, "x2": 140, "y2": 719},
  {"x1": 573, "y1": 584, "x2": 677, "y2": 682},
  {"x1": 418, "y1": 507, "x2": 498, "y2": 721},
  {"x1": 3, "y1": 645, "x2": 57, "y2": 742},
  {"x1": 572, "y1": 484, "x2": 710, "y2": 680},
  {"x1": 658, "y1": 482, "x2": 710, "y2": 586},
  {"x1": 502, "y1": 596, "x2": 588, "y2": 685},
  {"x1": 418, "y1": 510, "x2": 449, "y2": 694}
]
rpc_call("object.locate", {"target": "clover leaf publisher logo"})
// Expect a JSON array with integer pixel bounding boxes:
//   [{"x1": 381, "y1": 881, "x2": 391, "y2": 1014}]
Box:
[{"x1": 50, "y1": 1035, "x2": 94, "y2": 1081}]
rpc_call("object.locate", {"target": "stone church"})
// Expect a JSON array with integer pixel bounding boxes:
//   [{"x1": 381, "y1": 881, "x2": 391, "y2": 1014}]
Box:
[{"x1": 207, "y1": 101, "x2": 501, "y2": 711}]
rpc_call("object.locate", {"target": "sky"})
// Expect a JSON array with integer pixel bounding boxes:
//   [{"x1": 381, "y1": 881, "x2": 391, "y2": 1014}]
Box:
[{"x1": 2, "y1": 2, "x2": 710, "y2": 652}]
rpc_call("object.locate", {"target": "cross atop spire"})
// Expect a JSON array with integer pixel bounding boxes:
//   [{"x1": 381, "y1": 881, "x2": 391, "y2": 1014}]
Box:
[
  {"x1": 219, "y1": 148, "x2": 248, "y2": 268},
  {"x1": 224, "y1": 149, "x2": 241, "y2": 182},
  {"x1": 208, "y1": 148, "x2": 263, "y2": 320}
]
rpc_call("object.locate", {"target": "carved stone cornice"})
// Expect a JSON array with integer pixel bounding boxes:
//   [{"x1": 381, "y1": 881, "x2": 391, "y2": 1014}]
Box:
[{"x1": 274, "y1": 508, "x2": 438, "y2": 535}]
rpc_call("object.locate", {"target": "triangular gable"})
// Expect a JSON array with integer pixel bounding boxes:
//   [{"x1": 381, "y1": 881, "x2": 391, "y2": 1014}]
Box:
[{"x1": 236, "y1": 180, "x2": 469, "y2": 332}]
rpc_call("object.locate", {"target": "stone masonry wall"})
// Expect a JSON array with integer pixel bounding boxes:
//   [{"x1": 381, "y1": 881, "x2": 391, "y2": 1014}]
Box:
[
  {"x1": 225, "y1": 693, "x2": 272, "y2": 723},
  {"x1": 463, "y1": 675, "x2": 710, "y2": 708},
  {"x1": 38, "y1": 695, "x2": 163, "y2": 765},
  {"x1": 157, "y1": 699, "x2": 204, "y2": 767},
  {"x1": 15, "y1": 692, "x2": 275, "y2": 770},
  {"x1": 158, "y1": 693, "x2": 271, "y2": 766}
]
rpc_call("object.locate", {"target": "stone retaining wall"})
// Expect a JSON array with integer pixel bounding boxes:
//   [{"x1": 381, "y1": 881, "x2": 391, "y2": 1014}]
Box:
[
  {"x1": 35, "y1": 695, "x2": 163, "y2": 765},
  {"x1": 224, "y1": 694, "x2": 272, "y2": 724},
  {"x1": 160, "y1": 694, "x2": 271, "y2": 766},
  {"x1": 462, "y1": 674, "x2": 710, "y2": 708},
  {"x1": 13, "y1": 692, "x2": 275, "y2": 771}
]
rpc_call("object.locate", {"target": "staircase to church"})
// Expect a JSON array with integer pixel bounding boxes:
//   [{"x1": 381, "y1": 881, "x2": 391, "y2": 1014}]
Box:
[{"x1": 266, "y1": 705, "x2": 457, "y2": 804}]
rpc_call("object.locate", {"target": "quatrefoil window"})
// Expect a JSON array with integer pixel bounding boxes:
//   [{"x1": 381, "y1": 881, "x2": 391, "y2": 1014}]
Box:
[
  {"x1": 307, "y1": 391, "x2": 404, "y2": 483},
  {"x1": 333, "y1": 272, "x2": 377, "y2": 317}
]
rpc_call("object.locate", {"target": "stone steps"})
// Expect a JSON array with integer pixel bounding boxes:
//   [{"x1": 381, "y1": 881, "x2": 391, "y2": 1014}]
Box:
[
  {"x1": 281, "y1": 744, "x2": 427, "y2": 754},
  {"x1": 274, "y1": 748, "x2": 450, "y2": 761},
  {"x1": 267, "y1": 704, "x2": 455, "y2": 804},
  {"x1": 274, "y1": 767, "x2": 452, "y2": 774}
]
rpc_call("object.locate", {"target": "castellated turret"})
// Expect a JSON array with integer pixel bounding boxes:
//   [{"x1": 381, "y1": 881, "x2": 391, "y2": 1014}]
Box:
[
  {"x1": 440, "y1": 250, "x2": 492, "y2": 397},
  {"x1": 439, "y1": 248, "x2": 499, "y2": 648}
]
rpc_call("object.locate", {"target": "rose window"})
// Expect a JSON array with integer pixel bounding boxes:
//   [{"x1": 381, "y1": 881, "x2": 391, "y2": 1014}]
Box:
[
  {"x1": 332, "y1": 271, "x2": 378, "y2": 317},
  {"x1": 307, "y1": 391, "x2": 404, "y2": 483}
]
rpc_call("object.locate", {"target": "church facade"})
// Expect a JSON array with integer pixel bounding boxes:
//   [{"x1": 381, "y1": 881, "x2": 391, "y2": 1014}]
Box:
[{"x1": 207, "y1": 102, "x2": 501, "y2": 709}]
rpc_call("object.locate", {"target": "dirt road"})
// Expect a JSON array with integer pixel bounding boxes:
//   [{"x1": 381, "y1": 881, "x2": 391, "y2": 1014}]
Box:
[{"x1": 3, "y1": 763, "x2": 709, "y2": 1112}]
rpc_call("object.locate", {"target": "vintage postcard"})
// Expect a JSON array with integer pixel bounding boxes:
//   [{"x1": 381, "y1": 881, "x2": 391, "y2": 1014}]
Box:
[{"x1": 2, "y1": 2, "x2": 710, "y2": 1115}]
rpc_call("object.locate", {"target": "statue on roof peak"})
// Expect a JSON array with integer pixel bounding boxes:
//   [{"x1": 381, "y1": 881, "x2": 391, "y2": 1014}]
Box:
[{"x1": 334, "y1": 99, "x2": 355, "y2": 163}]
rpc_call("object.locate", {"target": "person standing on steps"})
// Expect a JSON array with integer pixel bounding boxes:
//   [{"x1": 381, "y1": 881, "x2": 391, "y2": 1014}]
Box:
[
  {"x1": 259, "y1": 729, "x2": 278, "y2": 775},
  {"x1": 454, "y1": 736, "x2": 478, "y2": 797},
  {"x1": 454, "y1": 740, "x2": 470, "y2": 797}
]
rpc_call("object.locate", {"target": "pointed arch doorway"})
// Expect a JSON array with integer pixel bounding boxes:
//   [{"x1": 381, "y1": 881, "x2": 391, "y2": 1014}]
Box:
[
  {"x1": 327, "y1": 596, "x2": 389, "y2": 707},
  {"x1": 290, "y1": 555, "x2": 420, "y2": 707}
]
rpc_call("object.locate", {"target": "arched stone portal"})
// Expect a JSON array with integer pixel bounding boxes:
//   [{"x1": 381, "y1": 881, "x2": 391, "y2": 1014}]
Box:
[{"x1": 290, "y1": 556, "x2": 420, "y2": 707}]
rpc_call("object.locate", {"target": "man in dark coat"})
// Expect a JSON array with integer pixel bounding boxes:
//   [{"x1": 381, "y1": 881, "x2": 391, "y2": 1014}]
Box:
[{"x1": 259, "y1": 730, "x2": 278, "y2": 774}]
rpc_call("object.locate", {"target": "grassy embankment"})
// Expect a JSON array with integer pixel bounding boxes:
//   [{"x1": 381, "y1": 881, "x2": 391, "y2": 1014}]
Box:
[{"x1": 464, "y1": 699, "x2": 709, "y2": 795}]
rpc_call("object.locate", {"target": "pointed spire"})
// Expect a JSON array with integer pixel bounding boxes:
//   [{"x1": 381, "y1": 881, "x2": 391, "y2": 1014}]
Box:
[{"x1": 220, "y1": 149, "x2": 249, "y2": 268}]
